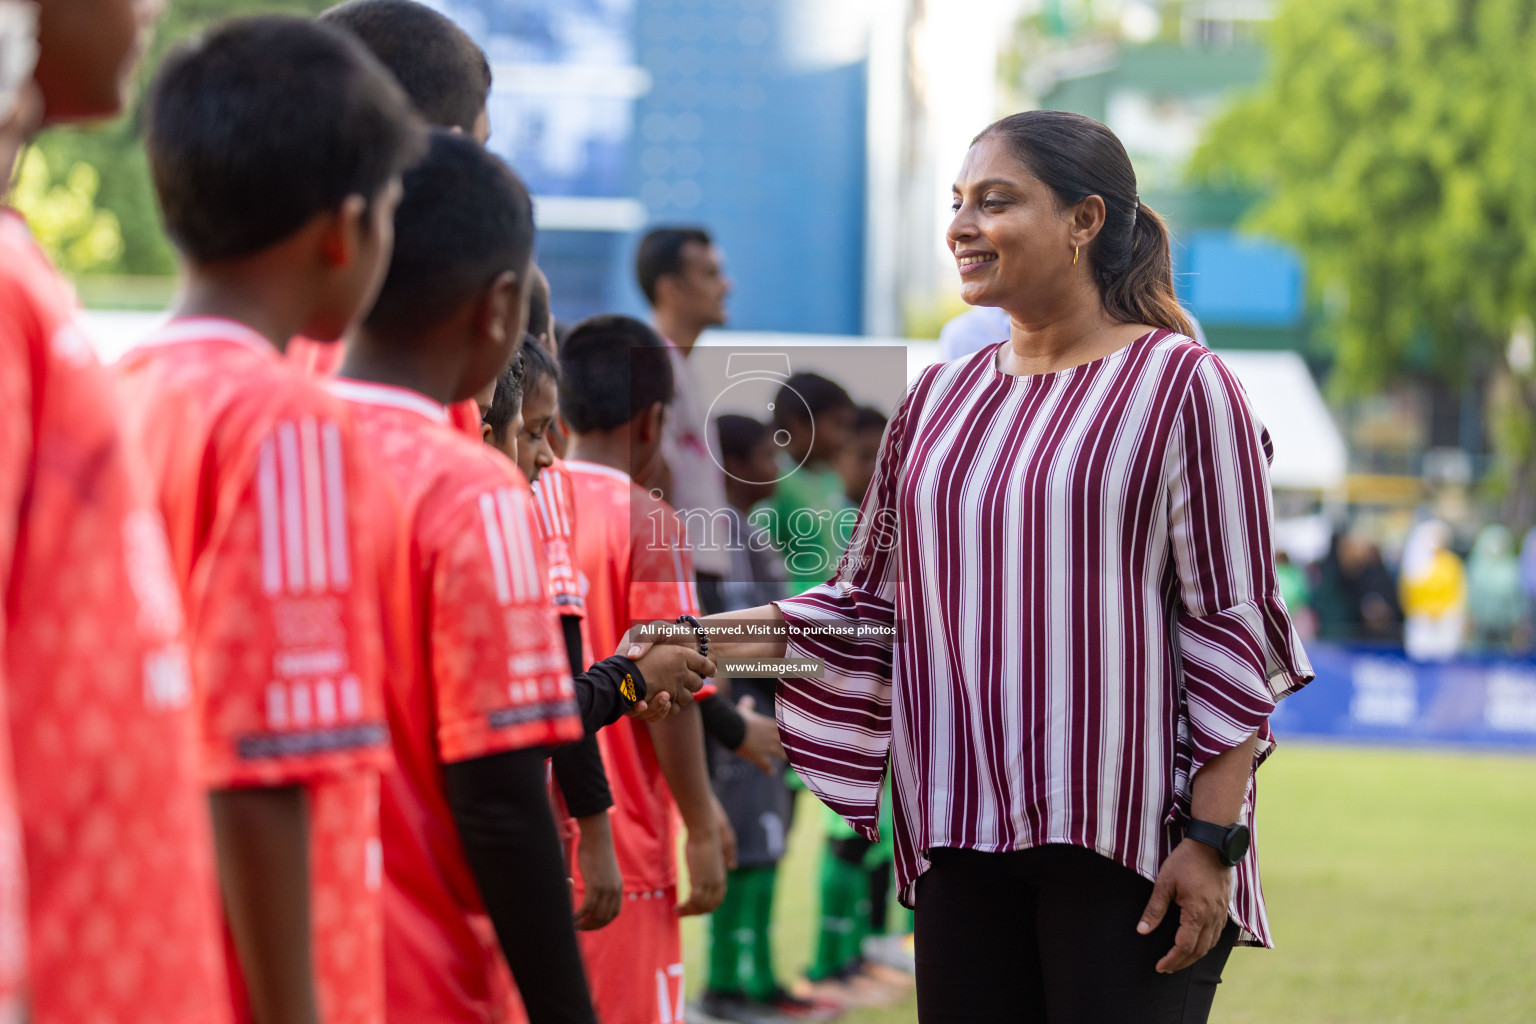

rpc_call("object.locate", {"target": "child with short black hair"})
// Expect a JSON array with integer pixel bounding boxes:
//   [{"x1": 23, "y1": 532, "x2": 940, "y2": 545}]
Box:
[
  {"x1": 483, "y1": 328, "x2": 629, "y2": 943},
  {"x1": 120, "y1": 16, "x2": 427, "y2": 1024},
  {"x1": 480, "y1": 350, "x2": 524, "y2": 456},
  {"x1": 286, "y1": 0, "x2": 495, "y2": 438},
  {"x1": 331, "y1": 130, "x2": 709, "y2": 1024},
  {"x1": 510, "y1": 337, "x2": 561, "y2": 482},
  {"x1": 321, "y1": 0, "x2": 492, "y2": 138},
  {"x1": 561, "y1": 315, "x2": 730, "y2": 1024}
]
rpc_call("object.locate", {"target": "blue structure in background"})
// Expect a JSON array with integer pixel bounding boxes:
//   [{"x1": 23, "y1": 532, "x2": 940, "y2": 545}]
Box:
[
  {"x1": 1178, "y1": 231, "x2": 1304, "y2": 328},
  {"x1": 626, "y1": 0, "x2": 866, "y2": 333},
  {"x1": 439, "y1": 0, "x2": 869, "y2": 332},
  {"x1": 1273, "y1": 643, "x2": 1536, "y2": 752}
]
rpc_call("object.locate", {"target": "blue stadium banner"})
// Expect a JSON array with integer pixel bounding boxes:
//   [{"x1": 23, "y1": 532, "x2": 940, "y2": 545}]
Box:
[{"x1": 1271, "y1": 643, "x2": 1536, "y2": 751}]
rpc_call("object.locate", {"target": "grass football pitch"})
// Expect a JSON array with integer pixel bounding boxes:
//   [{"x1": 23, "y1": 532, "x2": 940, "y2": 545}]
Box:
[{"x1": 682, "y1": 744, "x2": 1536, "y2": 1022}]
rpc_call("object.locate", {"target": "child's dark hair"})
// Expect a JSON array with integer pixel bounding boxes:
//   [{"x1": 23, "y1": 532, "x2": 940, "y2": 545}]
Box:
[
  {"x1": 715, "y1": 414, "x2": 770, "y2": 464},
  {"x1": 518, "y1": 334, "x2": 560, "y2": 397},
  {"x1": 772, "y1": 373, "x2": 854, "y2": 429},
  {"x1": 527, "y1": 271, "x2": 552, "y2": 341},
  {"x1": 558, "y1": 315, "x2": 673, "y2": 434},
  {"x1": 362, "y1": 129, "x2": 534, "y2": 341},
  {"x1": 146, "y1": 16, "x2": 425, "y2": 264},
  {"x1": 483, "y1": 348, "x2": 525, "y2": 445},
  {"x1": 320, "y1": 0, "x2": 491, "y2": 134},
  {"x1": 851, "y1": 405, "x2": 887, "y2": 436}
]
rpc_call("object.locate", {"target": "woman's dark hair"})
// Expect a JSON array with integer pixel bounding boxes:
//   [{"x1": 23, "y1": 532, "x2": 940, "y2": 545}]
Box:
[{"x1": 973, "y1": 110, "x2": 1191, "y2": 336}]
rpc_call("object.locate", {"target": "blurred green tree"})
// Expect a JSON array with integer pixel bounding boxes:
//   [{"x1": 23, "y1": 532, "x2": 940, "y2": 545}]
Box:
[
  {"x1": 11, "y1": 148, "x2": 123, "y2": 273},
  {"x1": 14, "y1": 0, "x2": 329, "y2": 280},
  {"x1": 1193, "y1": 0, "x2": 1536, "y2": 527}
]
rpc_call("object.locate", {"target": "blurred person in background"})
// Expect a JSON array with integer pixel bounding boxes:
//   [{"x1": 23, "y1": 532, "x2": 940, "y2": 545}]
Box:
[
  {"x1": 761, "y1": 373, "x2": 856, "y2": 595},
  {"x1": 634, "y1": 225, "x2": 732, "y2": 585},
  {"x1": 523, "y1": 265, "x2": 571, "y2": 459},
  {"x1": 634, "y1": 226, "x2": 779, "y2": 800},
  {"x1": 834, "y1": 406, "x2": 887, "y2": 508},
  {"x1": 1273, "y1": 552, "x2": 1316, "y2": 642},
  {"x1": 828, "y1": 403, "x2": 917, "y2": 987},
  {"x1": 1399, "y1": 520, "x2": 1467, "y2": 661},
  {"x1": 1314, "y1": 528, "x2": 1402, "y2": 644},
  {"x1": 1465, "y1": 525, "x2": 1527, "y2": 652},
  {"x1": 699, "y1": 415, "x2": 828, "y2": 1024}
]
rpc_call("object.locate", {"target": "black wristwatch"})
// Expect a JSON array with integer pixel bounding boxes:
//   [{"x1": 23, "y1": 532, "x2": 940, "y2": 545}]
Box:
[{"x1": 1184, "y1": 819, "x2": 1250, "y2": 868}]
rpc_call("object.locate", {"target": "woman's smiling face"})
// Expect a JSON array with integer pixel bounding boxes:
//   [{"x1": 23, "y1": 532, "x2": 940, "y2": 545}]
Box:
[{"x1": 947, "y1": 134, "x2": 1079, "y2": 314}]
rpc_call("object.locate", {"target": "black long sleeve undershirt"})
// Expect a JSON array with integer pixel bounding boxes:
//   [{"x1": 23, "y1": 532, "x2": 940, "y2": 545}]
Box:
[
  {"x1": 444, "y1": 748, "x2": 597, "y2": 1024},
  {"x1": 551, "y1": 615, "x2": 613, "y2": 819},
  {"x1": 569, "y1": 653, "x2": 642, "y2": 734},
  {"x1": 699, "y1": 694, "x2": 747, "y2": 752}
]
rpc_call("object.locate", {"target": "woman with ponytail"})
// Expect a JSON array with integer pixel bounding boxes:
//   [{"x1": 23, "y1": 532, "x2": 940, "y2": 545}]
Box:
[{"x1": 689, "y1": 110, "x2": 1313, "y2": 1022}]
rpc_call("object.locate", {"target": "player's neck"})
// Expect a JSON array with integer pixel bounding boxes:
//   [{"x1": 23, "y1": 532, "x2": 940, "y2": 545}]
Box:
[
  {"x1": 651, "y1": 309, "x2": 701, "y2": 355},
  {"x1": 340, "y1": 330, "x2": 462, "y2": 407},
  {"x1": 565, "y1": 430, "x2": 635, "y2": 479},
  {"x1": 174, "y1": 269, "x2": 311, "y2": 353}
]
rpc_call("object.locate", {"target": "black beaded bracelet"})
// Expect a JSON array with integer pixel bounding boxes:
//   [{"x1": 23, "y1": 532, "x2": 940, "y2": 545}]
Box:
[{"x1": 674, "y1": 614, "x2": 709, "y2": 657}]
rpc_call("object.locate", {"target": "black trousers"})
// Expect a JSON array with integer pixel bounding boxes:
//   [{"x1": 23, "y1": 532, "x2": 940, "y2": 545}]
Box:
[{"x1": 914, "y1": 845, "x2": 1239, "y2": 1024}]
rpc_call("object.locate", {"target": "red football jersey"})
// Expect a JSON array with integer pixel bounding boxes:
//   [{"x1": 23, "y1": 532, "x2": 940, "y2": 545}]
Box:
[
  {"x1": 286, "y1": 336, "x2": 483, "y2": 441},
  {"x1": 0, "y1": 698, "x2": 22, "y2": 1024},
  {"x1": 327, "y1": 379, "x2": 582, "y2": 1024},
  {"x1": 285, "y1": 334, "x2": 346, "y2": 377},
  {"x1": 116, "y1": 316, "x2": 391, "y2": 1024},
  {"x1": 530, "y1": 457, "x2": 586, "y2": 620},
  {"x1": 564, "y1": 459, "x2": 698, "y2": 896},
  {"x1": 0, "y1": 211, "x2": 230, "y2": 1024}
]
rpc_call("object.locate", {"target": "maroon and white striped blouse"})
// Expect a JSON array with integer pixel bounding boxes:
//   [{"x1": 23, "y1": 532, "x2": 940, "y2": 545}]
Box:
[{"x1": 774, "y1": 329, "x2": 1313, "y2": 947}]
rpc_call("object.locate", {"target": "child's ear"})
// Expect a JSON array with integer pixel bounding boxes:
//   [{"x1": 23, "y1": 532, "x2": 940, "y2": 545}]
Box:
[
  {"x1": 477, "y1": 270, "x2": 520, "y2": 348},
  {"x1": 318, "y1": 195, "x2": 369, "y2": 268},
  {"x1": 641, "y1": 401, "x2": 666, "y2": 444}
]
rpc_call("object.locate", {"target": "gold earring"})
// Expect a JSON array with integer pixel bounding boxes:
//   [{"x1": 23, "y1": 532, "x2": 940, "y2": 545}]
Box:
[{"x1": 1073, "y1": 245, "x2": 1079, "y2": 267}]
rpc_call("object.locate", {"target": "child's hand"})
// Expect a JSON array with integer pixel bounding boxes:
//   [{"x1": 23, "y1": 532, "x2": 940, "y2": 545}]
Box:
[
  {"x1": 731, "y1": 695, "x2": 785, "y2": 772},
  {"x1": 573, "y1": 814, "x2": 623, "y2": 931},
  {"x1": 675, "y1": 827, "x2": 726, "y2": 916}
]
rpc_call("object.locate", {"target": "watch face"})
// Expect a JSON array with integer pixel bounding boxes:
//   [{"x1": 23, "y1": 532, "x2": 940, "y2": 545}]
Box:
[{"x1": 1224, "y1": 824, "x2": 1252, "y2": 866}]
